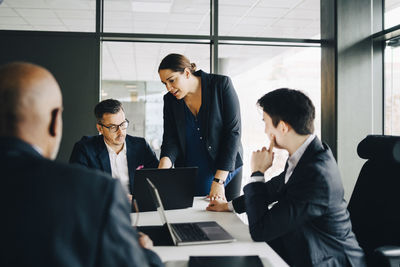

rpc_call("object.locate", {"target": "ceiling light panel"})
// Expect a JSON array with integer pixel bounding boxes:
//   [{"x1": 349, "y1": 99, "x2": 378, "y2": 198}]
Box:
[
  {"x1": 103, "y1": 0, "x2": 210, "y2": 35},
  {"x1": 219, "y1": 0, "x2": 319, "y2": 38}
]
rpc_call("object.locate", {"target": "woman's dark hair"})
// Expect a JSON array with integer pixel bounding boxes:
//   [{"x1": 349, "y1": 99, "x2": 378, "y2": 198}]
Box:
[
  {"x1": 257, "y1": 88, "x2": 315, "y2": 135},
  {"x1": 94, "y1": 99, "x2": 123, "y2": 123},
  {"x1": 158, "y1": 53, "x2": 197, "y2": 73}
]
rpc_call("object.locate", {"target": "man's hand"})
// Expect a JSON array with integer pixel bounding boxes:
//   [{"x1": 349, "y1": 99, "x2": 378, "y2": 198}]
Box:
[
  {"x1": 251, "y1": 135, "x2": 275, "y2": 173},
  {"x1": 208, "y1": 182, "x2": 226, "y2": 201},
  {"x1": 127, "y1": 194, "x2": 133, "y2": 203},
  {"x1": 206, "y1": 199, "x2": 230, "y2": 212},
  {"x1": 138, "y1": 232, "x2": 153, "y2": 249}
]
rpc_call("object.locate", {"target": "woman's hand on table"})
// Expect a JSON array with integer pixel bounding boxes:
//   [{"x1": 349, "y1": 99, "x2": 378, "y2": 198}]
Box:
[{"x1": 208, "y1": 181, "x2": 226, "y2": 201}]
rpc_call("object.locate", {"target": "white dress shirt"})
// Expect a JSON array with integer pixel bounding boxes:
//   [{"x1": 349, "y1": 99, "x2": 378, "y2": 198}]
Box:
[
  {"x1": 284, "y1": 134, "x2": 316, "y2": 184},
  {"x1": 227, "y1": 134, "x2": 316, "y2": 211},
  {"x1": 104, "y1": 141, "x2": 130, "y2": 194}
]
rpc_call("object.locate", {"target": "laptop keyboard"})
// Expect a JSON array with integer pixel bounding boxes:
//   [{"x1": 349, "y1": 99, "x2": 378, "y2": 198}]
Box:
[{"x1": 172, "y1": 223, "x2": 210, "y2": 242}]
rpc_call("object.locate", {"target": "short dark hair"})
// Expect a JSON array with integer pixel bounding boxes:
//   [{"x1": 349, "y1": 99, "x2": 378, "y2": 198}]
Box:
[
  {"x1": 158, "y1": 53, "x2": 197, "y2": 73},
  {"x1": 94, "y1": 99, "x2": 123, "y2": 123},
  {"x1": 257, "y1": 88, "x2": 315, "y2": 135}
]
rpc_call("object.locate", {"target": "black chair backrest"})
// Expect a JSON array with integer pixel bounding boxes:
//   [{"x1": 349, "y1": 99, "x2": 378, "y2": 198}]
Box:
[{"x1": 348, "y1": 135, "x2": 400, "y2": 262}]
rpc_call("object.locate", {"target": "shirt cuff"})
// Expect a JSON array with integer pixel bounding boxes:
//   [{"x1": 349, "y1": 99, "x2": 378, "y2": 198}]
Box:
[
  {"x1": 227, "y1": 201, "x2": 234, "y2": 212},
  {"x1": 247, "y1": 171, "x2": 265, "y2": 183}
]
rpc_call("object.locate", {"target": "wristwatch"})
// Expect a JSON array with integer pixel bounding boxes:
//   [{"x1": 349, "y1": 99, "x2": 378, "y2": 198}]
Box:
[{"x1": 213, "y1": 177, "x2": 224, "y2": 184}]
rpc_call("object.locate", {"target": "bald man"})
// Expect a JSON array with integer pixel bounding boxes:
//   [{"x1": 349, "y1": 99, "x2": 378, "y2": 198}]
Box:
[{"x1": 0, "y1": 62, "x2": 163, "y2": 267}]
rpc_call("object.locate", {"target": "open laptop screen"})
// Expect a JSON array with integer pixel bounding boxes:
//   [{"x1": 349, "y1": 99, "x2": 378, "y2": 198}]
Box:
[
  {"x1": 146, "y1": 178, "x2": 179, "y2": 245},
  {"x1": 133, "y1": 167, "x2": 197, "y2": 212}
]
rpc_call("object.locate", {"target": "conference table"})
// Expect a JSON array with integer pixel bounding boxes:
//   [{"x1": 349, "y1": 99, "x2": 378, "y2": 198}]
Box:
[{"x1": 132, "y1": 197, "x2": 288, "y2": 267}]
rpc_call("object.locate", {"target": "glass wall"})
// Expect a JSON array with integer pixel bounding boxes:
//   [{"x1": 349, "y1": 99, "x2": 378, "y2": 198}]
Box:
[
  {"x1": 384, "y1": 1, "x2": 400, "y2": 135},
  {"x1": 102, "y1": 40, "x2": 321, "y2": 177},
  {"x1": 384, "y1": 38, "x2": 400, "y2": 135},
  {"x1": 219, "y1": 45, "x2": 321, "y2": 179},
  {"x1": 101, "y1": 42, "x2": 210, "y2": 157},
  {"x1": 385, "y1": 0, "x2": 400, "y2": 29}
]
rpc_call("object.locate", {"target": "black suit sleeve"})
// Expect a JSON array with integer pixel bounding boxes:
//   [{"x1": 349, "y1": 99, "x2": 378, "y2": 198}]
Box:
[
  {"x1": 160, "y1": 94, "x2": 180, "y2": 164},
  {"x1": 244, "y1": 166, "x2": 329, "y2": 243},
  {"x1": 97, "y1": 179, "x2": 163, "y2": 267},
  {"x1": 232, "y1": 195, "x2": 246, "y2": 214},
  {"x1": 215, "y1": 76, "x2": 241, "y2": 171},
  {"x1": 69, "y1": 141, "x2": 90, "y2": 167},
  {"x1": 232, "y1": 174, "x2": 284, "y2": 214},
  {"x1": 142, "y1": 140, "x2": 159, "y2": 168}
]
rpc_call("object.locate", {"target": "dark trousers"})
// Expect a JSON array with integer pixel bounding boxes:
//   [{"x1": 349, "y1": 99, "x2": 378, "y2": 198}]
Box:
[{"x1": 225, "y1": 167, "x2": 243, "y2": 201}]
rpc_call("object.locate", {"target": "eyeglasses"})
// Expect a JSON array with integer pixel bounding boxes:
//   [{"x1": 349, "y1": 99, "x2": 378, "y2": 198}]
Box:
[{"x1": 99, "y1": 119, "x2": 129, "y2": 133}]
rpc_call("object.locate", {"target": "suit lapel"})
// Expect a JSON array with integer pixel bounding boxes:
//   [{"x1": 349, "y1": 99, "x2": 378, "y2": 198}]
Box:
[
  {"x1": 173, "y1": 99, "x2": 186, "y2": 156},
  {"x1": 283, "y1": 137, "x2": 324, "y2": 187},
  {"x1": 96, "y1": 136, "x2": 111, "y2": 175},
  {"x1": 199, "y1": 70, "x2": 210, "y2": 139},
  {"x1": 125, "y1": 136, "x2": 136, "y2": 190}
]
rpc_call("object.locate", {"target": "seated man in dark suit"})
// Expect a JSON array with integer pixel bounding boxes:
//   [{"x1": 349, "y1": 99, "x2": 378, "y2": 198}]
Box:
[
  {"x1": 207, "y1": 88, "x2": 366, "y2": 267},
  {"x1": 70, "y1": 99, "x2": 159, "y2": 202},
  {"x1": 0, "y1": 62, "x2": 163, "y2": 267}
]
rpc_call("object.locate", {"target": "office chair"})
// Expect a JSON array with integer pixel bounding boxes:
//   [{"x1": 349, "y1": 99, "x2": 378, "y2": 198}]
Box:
[{"x1": 348, "y1": 135, "x2": 400, "y2": 267}]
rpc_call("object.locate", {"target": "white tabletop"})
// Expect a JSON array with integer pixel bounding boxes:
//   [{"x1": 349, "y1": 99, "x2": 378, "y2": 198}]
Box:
[{"x1": 132, "y1": 197, "x2": 288, "y2": 267}]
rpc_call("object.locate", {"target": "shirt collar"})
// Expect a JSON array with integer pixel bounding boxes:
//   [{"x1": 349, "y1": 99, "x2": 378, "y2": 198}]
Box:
[
  {"x1": 32, "y1": 144, "x2": 43, "y2": 156},
  {"x1": 287, "y1": 134, "x2": 316, "y2": 168},
  {"x1": 104, "y1": 140, "x2": 126, "y2": 155}
]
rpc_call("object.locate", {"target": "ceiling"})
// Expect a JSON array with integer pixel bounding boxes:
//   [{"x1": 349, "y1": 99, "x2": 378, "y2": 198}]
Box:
[
  {"x1": 0, "y1": 0, "x2": 320, "y2": 36},
  {"x1": 1, "y1": 0, "x2": 398, "y2": 82}
]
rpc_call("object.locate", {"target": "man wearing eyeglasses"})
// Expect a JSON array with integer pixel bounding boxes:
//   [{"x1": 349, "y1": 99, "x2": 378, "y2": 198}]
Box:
[{"x1": 70, "y1": 99, "x2": 159, "y2": 202}]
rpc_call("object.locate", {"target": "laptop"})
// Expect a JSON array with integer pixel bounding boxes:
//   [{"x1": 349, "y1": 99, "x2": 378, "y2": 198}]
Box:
[
  {"x1": 138, "y1": 178, "x2": 236, "y2": 246},
  {"x1": 189, "y1": 256, "x2": 263, "y2": 267},
  {"x1": 133, "y1": 167, "x2": 197, "y2": 212}
]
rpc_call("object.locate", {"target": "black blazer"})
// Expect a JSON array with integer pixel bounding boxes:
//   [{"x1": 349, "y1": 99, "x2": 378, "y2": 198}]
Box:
[
  {"x1": 69, "y1": 135, "x2": 159, "y2": 194},
  {"x1": 233, "y1": 137, "x2": 366, "y2": 267},
  {"x1": 0, "y1": 137, "x2": 162, "y2": 267},
  {"x1": 160, "y1": 70, "x2": 243, "y2": 171}
]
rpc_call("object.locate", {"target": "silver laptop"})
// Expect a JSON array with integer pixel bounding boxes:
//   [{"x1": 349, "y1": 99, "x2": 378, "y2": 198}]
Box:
[{"x1": 146, "y1": 178, "x2": 236, "y2": 246}]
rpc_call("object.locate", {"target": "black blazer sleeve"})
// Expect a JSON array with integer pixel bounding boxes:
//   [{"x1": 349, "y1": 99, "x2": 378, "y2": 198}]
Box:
[
  {"x1": 69, "y1": 141, "x2": 90, "y2": 166},
  {"x1": 214, "y1": 76, "x2": 241, "y2": 171},
  {"x1": 141, "y1": 139, "x2": 159, "y2": 168},
  {"x1": 232, "y1": 173, "x2": 284, "y2": 214},
  {"x1": 243, "y1": 163, "x2": 329, "y2": 243},
  {"x1": 98, "y1": 179, "x2": 163, "y2": 267},
  {"x1": 160, "y1": 94, "x2": 180, "y2": 163},
  {"x1": 232, "y1": 195, "x2": 246, "y2": 214}
]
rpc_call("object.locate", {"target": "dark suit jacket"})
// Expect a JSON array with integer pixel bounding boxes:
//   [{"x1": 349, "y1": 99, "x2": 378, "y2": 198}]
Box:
[
  {"x1": 0, "y1": 137, "x2": 163, "y2": 267},
  {"x1": 232, "y1": 137, "x2": 366, "y2": 267},
  {"x1": 69, "y1": 135, "x2": 159, "y2": 194},
  {"x1": 160, "y1": 70, "x2": 243, "y2": 171}
]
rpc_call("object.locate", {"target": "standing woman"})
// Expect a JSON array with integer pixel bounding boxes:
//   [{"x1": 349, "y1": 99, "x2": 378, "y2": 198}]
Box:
[{"x1": 158, "y1": 53, "x2": 243, "y2": 201}]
